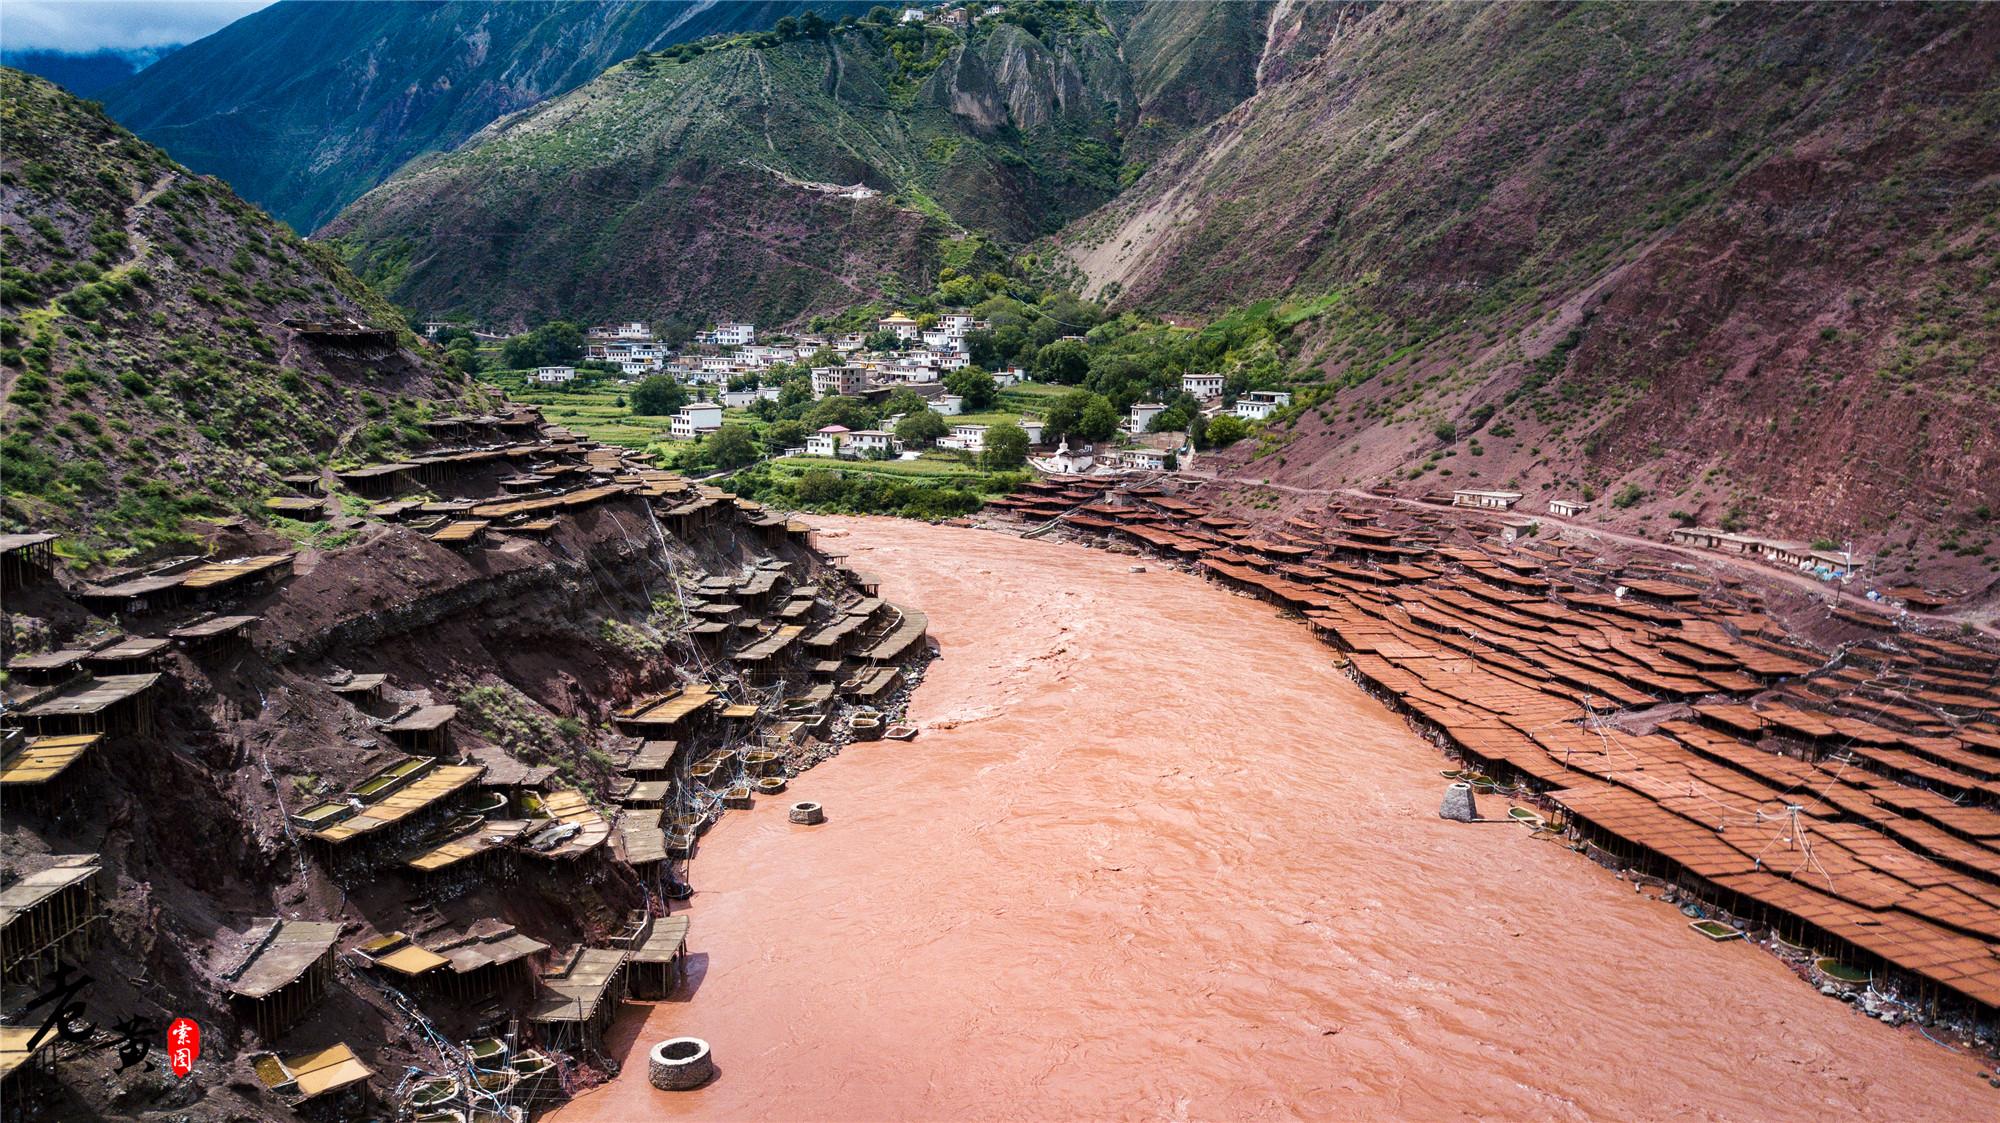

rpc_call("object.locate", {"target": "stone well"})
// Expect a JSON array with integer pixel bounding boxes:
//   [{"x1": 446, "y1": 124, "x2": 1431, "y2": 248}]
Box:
[{"x1": 649, "y1": 1037, "x2": 715, "y2": 1090}]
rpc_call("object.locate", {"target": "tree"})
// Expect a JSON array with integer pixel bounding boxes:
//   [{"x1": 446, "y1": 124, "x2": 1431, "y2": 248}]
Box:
[
  {"x1": 630, "y1": 375, "x2": 688, "y2": 416},
  {"x1": 944, "y1": 368, "x2": 998, "y2": 412},
  {"x1": 982, "y1": 423, "x2": 1029, "y2": 469},
  {"x1": 1034, "y1": 338, "x2": 1090, "y2": 384},
  {"x1": 777, "y1": 379, "x2": 815, "y2": 413},
  {"x1": 1077, "y1": 397, "x2": 1119, "y2": 442},
  {"x1": 895, "y1": 409, "x2": 947, "y2": 446},
  {"x1": 803, "y1": 395, "x2": 878, "y2": 432},
  {"x1": 763, "y1": 419, "x2": 807, "y2": 452},
  {"x1": 1147, "y1": 404, "x2": 1190, "y2": 433},
  {"x1": 881, "y1": 388, "x2": 931, "y2": 418},
  {"x1": 500, "y1": 335, "x2": 541, "y2": 371},
  {"x1": 795, "y1": 468, "x2": 844, "y2": 505},
  {"x1": 799, "y1": 10, "x2": 827, "y2": 37},
  {"x1": 964, "y1": 328, "x2": 1002, "y2": 368},
  {"x1": 709, "y1": 425, "x2": 759, "y2": 469},
  {"x1": 774, "y1": 16, "x2": 799, "y2": 39},
  {"x1": 537, "y1": 321, "x2": 583, "y2": 363},
  {"x1": 867, "y1": 5, "x2": 894, "y2": 25},
  {"x1": 864, "y1": 328, "x2": 904, "y2": 352},
  {"x1": 1206, "y1": 414, "x2": 1251, "y2": 447},
  {"x1": 1042, "y1": 389, "x2": 1098, "y2": 440}
]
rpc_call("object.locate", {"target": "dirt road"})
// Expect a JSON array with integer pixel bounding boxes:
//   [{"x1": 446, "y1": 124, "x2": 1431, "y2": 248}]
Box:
[
  {"x1": 1174, "y1": 469, "x2": 1996, "y2": 638},
  {"x1": 552, "y1": 518, "x2": 1988, "y2": 1121}
]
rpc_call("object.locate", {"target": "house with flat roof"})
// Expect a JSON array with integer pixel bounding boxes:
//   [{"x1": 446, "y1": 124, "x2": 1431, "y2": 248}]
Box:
[
  {"x1": 938, "y1": 423, "x2": 988, "y2": 452},
  {"x1": 532, "y1": 366, "x2": 576, "y2": 384},
  {"x1": 812, "y1": 365, "x2": 869, "y2": 397},
  {"x1": 1129, "y1": 402, "x2": 1166, "y2": 432},
  {"x1": 1452, "y1": 489, "x2": 1523, "y2": 510},
  {"x1": 1233, "y1": 390, "x2": 1292, "y2": 420},
  {"x1": 669, "y1": 402, "x2": 723, "y2": 440},
  {"x1": 1183, "y1": 373, "x2": 1225, "y2": 398},
  {"x1": 1548, "y1": 499, "x2": 1589, "y2": 517}
]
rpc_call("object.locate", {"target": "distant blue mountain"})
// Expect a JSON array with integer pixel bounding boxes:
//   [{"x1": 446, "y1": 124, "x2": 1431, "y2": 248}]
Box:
[{"x1": 1, "y1": 47, "x2": 179, "y2": 98}]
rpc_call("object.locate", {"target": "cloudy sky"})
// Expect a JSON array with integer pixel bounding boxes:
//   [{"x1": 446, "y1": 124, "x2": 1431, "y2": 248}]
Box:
[{"x1": 3, "y1": 0, "x2": 272, "y2": 54}]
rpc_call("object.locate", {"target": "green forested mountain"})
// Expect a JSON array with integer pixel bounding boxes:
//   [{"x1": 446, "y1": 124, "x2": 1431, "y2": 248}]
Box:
[
  {"x1": 0, "y1": 68, "x2": 471, "y2": 560},
  {"x1": 102, "y1": 0, "x2": 875, "y2": 232},
  {"x1": 323, "y1": 4, "x2": 1271, "y2": 329}
]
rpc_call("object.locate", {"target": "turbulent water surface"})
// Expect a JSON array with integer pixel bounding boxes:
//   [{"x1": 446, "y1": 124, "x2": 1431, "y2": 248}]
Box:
[{"x1": 554, "y1": 518, "x2": 1984, "y2": 1121}]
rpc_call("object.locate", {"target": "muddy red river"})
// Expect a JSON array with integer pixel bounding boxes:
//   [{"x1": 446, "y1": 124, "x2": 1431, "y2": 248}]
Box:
[{"x1": 554, "y1": 518, "x2": 1985, "y2": 1121}]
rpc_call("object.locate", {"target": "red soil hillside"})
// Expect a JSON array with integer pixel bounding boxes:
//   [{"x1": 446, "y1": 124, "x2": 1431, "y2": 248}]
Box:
[{"x1": 1059, "y1": 2, "x2": 2000, "y2": 591}]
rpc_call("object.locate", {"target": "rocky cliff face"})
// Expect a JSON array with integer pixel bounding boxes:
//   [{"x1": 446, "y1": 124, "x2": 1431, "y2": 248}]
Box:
[{"x1": 1058, "y1": 2, "x2": 2000, "y2": 561}]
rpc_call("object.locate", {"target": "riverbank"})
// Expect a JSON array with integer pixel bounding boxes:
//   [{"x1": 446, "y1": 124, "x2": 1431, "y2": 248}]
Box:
[{"x1": 552, "y1": 517, "x2": 1985, "y2": 1121}]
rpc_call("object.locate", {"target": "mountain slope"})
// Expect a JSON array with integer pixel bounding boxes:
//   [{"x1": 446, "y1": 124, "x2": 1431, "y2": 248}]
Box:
[
  {"x1": 1058, "y1": 2, "x2": 2000, "y2": 556},
  {"x1": 102, "y1": 0, "x2": 871, "y2": 232},
  {"x1": 0, "y1": 47, "x2": 174, "y2": 97},
  {"x1": 0, "y1": 68, "x2": 471, "y2": 562},
  {"x1": 325, "y1": 6, "x2": 1272, "y2": 329}
]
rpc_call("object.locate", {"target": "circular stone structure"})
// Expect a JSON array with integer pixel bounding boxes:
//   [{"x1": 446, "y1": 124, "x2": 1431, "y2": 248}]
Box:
[
  {"x1": 649, "y1": 1037, "x2": 715, "y2": 1090},
  {"x1": 789, "y1": 801, "x2": 826, "y2": 825}
]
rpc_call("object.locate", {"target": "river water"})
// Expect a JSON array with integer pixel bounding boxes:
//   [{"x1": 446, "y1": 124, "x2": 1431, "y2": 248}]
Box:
[{"x1": 553, "y1": 518, "x2": 1985, "y2": 1121}]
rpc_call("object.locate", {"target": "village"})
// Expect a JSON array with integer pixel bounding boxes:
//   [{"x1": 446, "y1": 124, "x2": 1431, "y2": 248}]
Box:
[
  {"x1": 439, "y1": 312, "x2": 1312, "y2": 486},
  {"x1": 424, "y1": 309, "x2": 1959, "y2": 621}
]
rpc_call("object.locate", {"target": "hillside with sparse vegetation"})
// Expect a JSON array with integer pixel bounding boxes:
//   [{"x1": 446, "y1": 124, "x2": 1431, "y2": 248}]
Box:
[
  {"x1": 321, "y1": 2, "x2": 1275, "y2": 330},
  {"x1": 1055, "y1": 1, "x2": 2000, "y2": 576},
  {"x1": 101, "y1": 0, "x2": 879, "y2": 232},
  {"x1": 0, "y1": 68, "x2": 478, "y2": 564}
]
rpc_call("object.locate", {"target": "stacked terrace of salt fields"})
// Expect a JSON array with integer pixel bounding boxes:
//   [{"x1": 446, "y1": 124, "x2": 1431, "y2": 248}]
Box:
[{"x1": 1006, "y1": 480, "x2": 2000, "y2": 1025}]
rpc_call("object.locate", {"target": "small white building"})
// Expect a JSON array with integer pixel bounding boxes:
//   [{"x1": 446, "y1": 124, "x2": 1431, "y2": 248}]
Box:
[
  {"x1": 1129, "y1": 402, "x2": 1166, "y2": 432},
  {"x1": 696, "y1": 322, "x2": 755, "y2": 347},
  {"x1": 939, "y1": 313, "x2": 974, "y2": 337},
  {"x1": 532, "y1": 366, "x2": 576, "y2": 384},
  {"x1": 1183, "y1": 373, "x2": 1225, "y2": 398},
  {"x1": 720, "y1": 386, "x2": 780, "y2": 409},
  {"x1": 938, "y1": 423, "x2": 988, "y2": 452},
  {"x1": 1548, "y1": 499, "x2": 1589, "y2": 518},
  {"x1": 805, "y1": 425, "x2": 851, "y2": 457},
  {"x1": 847, "y1": 429, "x2": 895, "y2": 457},
  {"x1": 1233, "y1": 390, "x2": 1292, "y2": 420},
  {"x1": 1020, "y1": 419, "x2": 1044, "y2": 444},
  {"x1": 993, "y1": 367, "x2": 1026, "y2": 388},
  {"x1": 1452, "y1": 489, "x2": 1523, "y2": 511},
  {"x1": 669, "y1": 401, "x2": 724, "y2": 440},
  {"x1": 591, "y1": 321, "x2": 652, "y2": 340},
  {"x1": 935, "y1": 395, "x2": 965, "y2": 417},
  {"x1": 1121, "y1": 447, "x2": 1174, "y2": 471}
]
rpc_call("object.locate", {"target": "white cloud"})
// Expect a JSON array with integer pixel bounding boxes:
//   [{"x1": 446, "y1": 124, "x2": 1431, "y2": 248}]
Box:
[{"x1": 1, "y1": 0, "x2": 272, "y2": 54}]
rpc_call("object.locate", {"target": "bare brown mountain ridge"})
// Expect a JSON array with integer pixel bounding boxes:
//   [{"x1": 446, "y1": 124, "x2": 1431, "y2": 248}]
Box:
[{"x1": 1057, "y1": 1, "x2": 2000, "y2": 587}]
